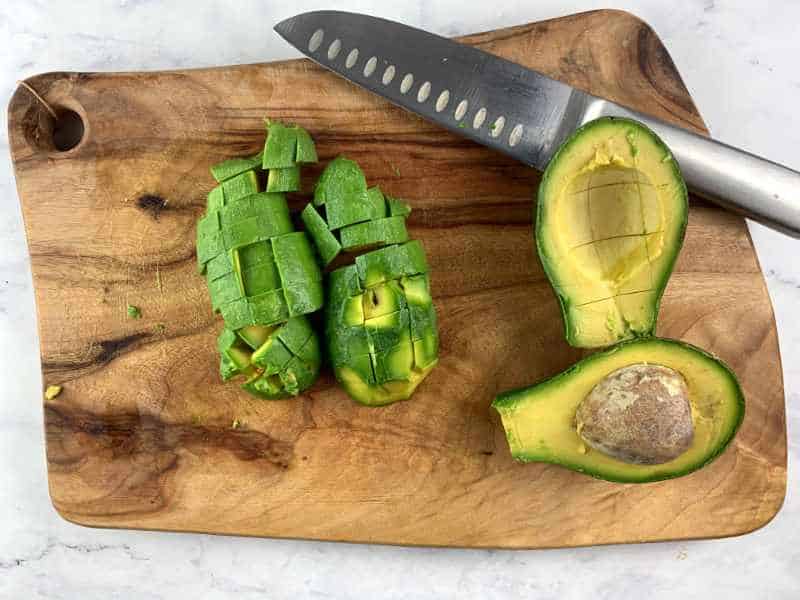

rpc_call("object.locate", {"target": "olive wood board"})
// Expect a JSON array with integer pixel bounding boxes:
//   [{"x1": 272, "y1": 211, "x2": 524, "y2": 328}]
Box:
[{"x1": 7, "y1": 9, "x2": 786, "y2": 548}]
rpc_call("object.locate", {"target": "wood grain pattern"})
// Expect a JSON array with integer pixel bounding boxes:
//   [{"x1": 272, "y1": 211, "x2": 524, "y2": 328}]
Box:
[{"x1": 8, "y1": 10, "x2": 786, "y2": 548}]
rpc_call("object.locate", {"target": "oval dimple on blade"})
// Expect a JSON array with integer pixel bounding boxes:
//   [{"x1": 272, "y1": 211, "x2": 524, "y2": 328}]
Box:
[{"x1": 274, "y1": 10, "x2": 587, "y2": 169}]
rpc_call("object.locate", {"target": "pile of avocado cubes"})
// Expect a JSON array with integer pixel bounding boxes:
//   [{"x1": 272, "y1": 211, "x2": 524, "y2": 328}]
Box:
[
  {"x1": 196, "y1": 123, "x2": 438, "y2": 405},
  {"x1": 306, "y1": 157, "x2": 439, "y2": 406}
]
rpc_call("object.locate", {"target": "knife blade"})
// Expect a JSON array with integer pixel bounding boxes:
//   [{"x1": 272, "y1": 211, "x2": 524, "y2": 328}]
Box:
[{"x1": 274, "y1": 11, "x2": 800, "y2": 237}]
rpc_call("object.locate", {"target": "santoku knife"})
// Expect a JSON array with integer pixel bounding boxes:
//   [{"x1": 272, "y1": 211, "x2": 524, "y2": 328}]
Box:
[{"x1": 274, "y1": 11, "x2": 800, "y2": 238}]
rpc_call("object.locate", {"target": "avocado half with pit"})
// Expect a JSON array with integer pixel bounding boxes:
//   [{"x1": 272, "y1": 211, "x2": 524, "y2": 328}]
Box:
[
  {"x1": 492, "y1": 338, "x2": 744, "y2": 483},
  {"x1": 536, "y1": 117, "x2": 688, "y2": 348}
]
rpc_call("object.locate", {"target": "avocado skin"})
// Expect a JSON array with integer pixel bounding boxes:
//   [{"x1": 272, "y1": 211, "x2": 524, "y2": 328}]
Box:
[
  {"x1": 492, "y1": 337, "x2": 745, "y2": 483},
  {"x1": 536, "y1": 117, "x2": 688, "y2": 348}
]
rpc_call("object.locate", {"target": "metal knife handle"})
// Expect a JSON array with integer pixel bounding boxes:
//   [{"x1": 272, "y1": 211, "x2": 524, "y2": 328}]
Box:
[{"x1": 584, "y1": 99, "x2": 800, "y2": 237}]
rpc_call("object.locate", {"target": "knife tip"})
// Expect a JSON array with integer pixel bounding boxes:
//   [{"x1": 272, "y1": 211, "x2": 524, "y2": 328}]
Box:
[{"x1": 273, "y1": 15, "x2": 295, "y2": 38}]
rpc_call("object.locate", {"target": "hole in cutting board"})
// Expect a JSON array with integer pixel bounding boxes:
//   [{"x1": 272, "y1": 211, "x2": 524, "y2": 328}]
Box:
[
  {"x1": 22, "y1": 102, "x2": 85, "y2": 153},
  {"x1": 52, "y1": 110, "x2": 85, "y2": 151}
]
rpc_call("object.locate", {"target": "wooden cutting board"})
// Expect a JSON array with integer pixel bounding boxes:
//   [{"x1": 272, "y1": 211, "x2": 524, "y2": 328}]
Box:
[{"x1": 8, "y1": 10, "x2": 787, "y2": 548}]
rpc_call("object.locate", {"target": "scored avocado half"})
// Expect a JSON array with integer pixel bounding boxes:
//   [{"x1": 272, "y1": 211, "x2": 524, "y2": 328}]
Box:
[
  {"x1": 492, "y1": 338, "x2": 744, "y2": 483},
  {"x1": 536, "y1": 117, "x2": 688, "y2": 348}
]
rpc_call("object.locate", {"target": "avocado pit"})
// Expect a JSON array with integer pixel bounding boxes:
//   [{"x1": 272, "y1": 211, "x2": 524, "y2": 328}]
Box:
[{"x1": 575, "y1": 363, "x2": 694, "y2": 465}]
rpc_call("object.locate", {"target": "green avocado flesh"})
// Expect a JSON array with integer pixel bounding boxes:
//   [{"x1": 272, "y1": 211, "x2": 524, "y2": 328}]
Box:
[
  {"x1": 340, "y1": 216, "x2": 409, "y2": 251},
  {"x1": 492, "y1": 338, "x2": 744, "y2": 483},
  {"x1": 536, "y1": 117, "x2": 688, "y2": 348},
  {"x1": 200, "y1": 121, "x2": 322, "y2": 399},
  {"x1": 301, "y1": 204, "x2": 342, "y2": 266},
  {"x1": 219, "y1": 317, "x2": 321, "y2": 399},
  {"x1": 326, "y1": 258, "x2": 438, "y2": 406},
  {"x1": 301, "y1": 158, "x2": 415, "y2": 266}
]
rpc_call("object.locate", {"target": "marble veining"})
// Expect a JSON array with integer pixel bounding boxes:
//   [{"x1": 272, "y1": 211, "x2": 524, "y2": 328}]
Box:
[{"x1": 1, "y1": 1, "x2": 798, "y2": 598}]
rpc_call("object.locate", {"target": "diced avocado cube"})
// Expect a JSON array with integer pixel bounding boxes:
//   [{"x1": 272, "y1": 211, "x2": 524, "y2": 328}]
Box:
[
  {"x1": 325, "y1": 186, "x2": 388, "y2": 229},
  {"x1": 248, "y1": 289, "x2": 290, "y2": 326},
  {"x1": 340, "y1": 353, "x2": 376, "y2": 385},
  {"x1": 295, "y1": 127, "x2": 318, "y2": 163},
  {"x1": 220, "y1": 193, "x2": 293, "y2": 239},
  {"x1": 365, "y1": 187, "x2": 387, "y2": 217},
  {"x1": 206, "y1": 250, "x2": 234, "y2": 281},
  {"x1": 339, "y1": 216, "x2": 409, "y2": 251},
  {"x1": 197, "y1": 232, "x2": 223, "y2": 262},
  {"x1": 220, "y1": 194, "x2": 262, "y2": 224},
  {"x1": 408, "y1": 301, "x2": 438, "y2": 341},
  {"x1": 366, "y1": 308, "x2": 410, "y2": 353},
  {"x1": 278, "y1": 356, "x2": 319, "y2": 396},
  {"x1": 217, "y1": 328, "x2": 258, "y2": 381},
  {"x1": 221, "y1": 170, "x2": 260, "y2": 203},
  {"x1": 386, "y1": 196, "x2": 412, "y2": 217},
  {"x1": 413, "y1": 331, "x2": 439, "y2": 370},
  {"x1": 222, "y1": 216, "x2": 262, "y2": 250},
  {"x1": 197, "y1": 230, "x2": 224, "y2": 271},
  {"x1": 262, "y1": 121, "x2": 298, "y2": 169},
  {"x1": 328, "y1": 264, "x2": 362, "y2": 302},
  {"x1": 327, "y1": 325, "x2": 372, "y2": 366},
  {"x1": 343, "y1": 295, "x2": 364, "y2": 326},
  {"x1": 220, "y1": 351, "x2": 240, "y2": 381},
  {"x1": 236, "y1": 240, "x2": 272, "y2": 269},
  {"x1": 197, "y1": 211, "x2": 220, "y2": 240},
  {"x1": 275, "y1": 316, "x2": 314, "y2": 354},
  {"x1": 240, "y1": 262, "x2": 281, "y2": 296},
  {"x1": 208, "y1": 271, "x2": 243, "y2": 311},
  {"x1": 272, "y1": 232, "x2": 323, "y2": 285},
  {"x1": 251, "y1": 335, "x2": 294, "y2": 375},
  {"x1": 400, "y1": 273, "x2": 432, "y2": 305},
  {"x1": 283, "y1": 281, "x2": 324, "y2": 317},
  {"x1": 372, "y1": 332, "x2": 414, "y2": 384},
  {"x1": 294, "y1": 332, "x2": 321, "y2": 364},
  {"x1": 237, "y1": 324, "x2": 276, "y2": 350},
  {"x1": 266, "y1": 165, "x2": 301, "y2": 192},
  {"x1": 301, "y1": 203, "x2": 341, "y2": 266},
  {"x1": 211, "y1": 152, "x2": 263, "y2": 183},
  {"x1": 362, "y1": 280, "x2": 406, "y2": 320},
  {"x1": 355, "y1": 241, "x2": 429, "y2": 288},
  {"x1": 313, "y1": 156, "x2": 367, "y2": 207},
  {"x1": 207, "y1": 186, "x2": 225, "y2": 213},
  {"x1": 225, "y1": 344, "x2": 252, "y2": 371},
  {"x1": 220, "y1": 298, "x2": 254, "y2": 330},
  {"x1": 217, "y1": 328, "x2": 240, "y2": 354}
]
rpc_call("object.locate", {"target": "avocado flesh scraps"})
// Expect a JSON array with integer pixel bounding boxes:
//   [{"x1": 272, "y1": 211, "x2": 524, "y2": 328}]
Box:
[
  {"x1": 198, "y1": 121, "x2": 323, "y2": 399},
  {"x1": 537, "y1": 117, "x2": 688, "y2": 348},
  {"x1": 492, "y1": 338, "x2": 744, "y2": 483}
]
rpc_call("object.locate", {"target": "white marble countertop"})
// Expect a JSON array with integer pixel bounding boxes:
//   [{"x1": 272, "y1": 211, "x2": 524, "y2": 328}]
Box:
[{"x1": 1, "y1": 1, "x2": 798, "y2": 598}]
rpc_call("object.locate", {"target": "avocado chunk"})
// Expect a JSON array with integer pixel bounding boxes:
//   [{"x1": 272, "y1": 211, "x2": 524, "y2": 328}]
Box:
[
  {"x1": 386, "y1": 196, "x2": 412, "y2": 217},
  {"x1": 301, "y1": 204, "x2": 342, "y2": 266},
  {"x1": 313, "y1": 157, "x2": 384, "y2": 228},
  {"x1": 211, "y1": 152, "x2": 264, "y2": 183},
  {"x1": 355, "y1": 241, "x2": 428, "y2": 288},
  {"x1": 221, "y1": 170, "x2": 260, "y2": 204},
  {"x1": 536, "y1": 117, "x2": 688, "y2": 348},
  {"x1": 492, "y1": 338, "x2": 744, "y2": 483},
  {"x1": 295, "y1": 128, "x2": 318, "y2": 163},
  {"x1": 266, "y1": 165, "x2": 301, "y2": 192},
  {"x1": 262, "y1": 121, "x2": 299, "y2": 169},
  {"x1": 339, "y1": 216, "x2": 409, "y2": 251}
]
